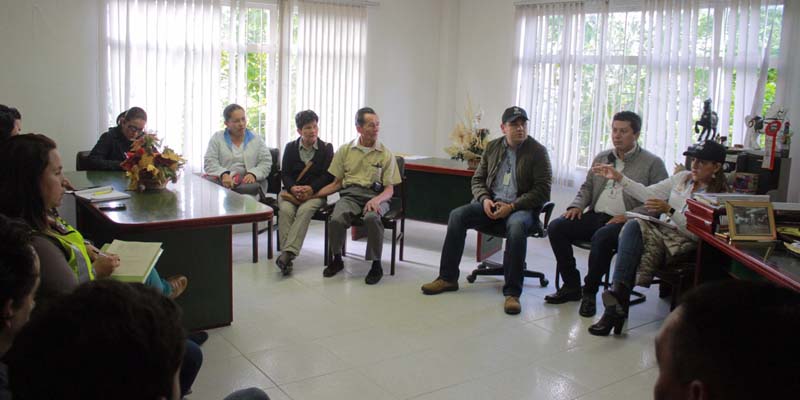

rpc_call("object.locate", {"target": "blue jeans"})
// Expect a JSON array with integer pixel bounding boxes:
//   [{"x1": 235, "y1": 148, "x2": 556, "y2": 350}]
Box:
[
  {"x1": 611, "y1": 220, "x2": 644, "y2": 288},
  {"x1": 438, "y1": 202, "x2": 537, "y2": 297},
  {"x1": 144, "y1": 268, "x2": 173, "y2": 296},
  {"x1": 180, "y1": 339, "x2": 203, "y2": 397}
]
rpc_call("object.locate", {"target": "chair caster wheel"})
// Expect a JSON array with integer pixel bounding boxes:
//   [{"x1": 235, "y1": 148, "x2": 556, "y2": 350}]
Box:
[
  {"x1": 466, "y1": 275, "x2": 476, "y2": 283},
  {"x1": 539, "y1": 278, "x2": 549, "y2": 287}
]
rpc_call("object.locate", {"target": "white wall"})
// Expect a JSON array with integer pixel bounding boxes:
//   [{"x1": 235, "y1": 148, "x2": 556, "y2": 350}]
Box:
[
  {"x1": 0, "y1": 0, "x2": 101, "y2": 170},
  {"x1": 364, "y1": 0, "x2": 446, "y2": 156}
]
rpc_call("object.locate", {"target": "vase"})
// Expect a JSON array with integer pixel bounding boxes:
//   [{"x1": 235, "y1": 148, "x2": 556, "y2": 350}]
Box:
[
  {"x1": 467, "y1": 157, "x2": 481, "y2": 170},
  {"x1": 137, "y1": 177, "x2": 168, "y2": 191}
]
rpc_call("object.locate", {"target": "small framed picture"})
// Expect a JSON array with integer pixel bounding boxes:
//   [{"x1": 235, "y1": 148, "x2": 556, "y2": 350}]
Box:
[{"x1": 725, "y1": 200, "x2": 776, "y2": 241}]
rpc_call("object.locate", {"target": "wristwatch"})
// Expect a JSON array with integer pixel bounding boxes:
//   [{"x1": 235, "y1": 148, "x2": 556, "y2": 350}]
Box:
[{"x1": 668, "y1": 207, "x2": 676, "y2": 217}]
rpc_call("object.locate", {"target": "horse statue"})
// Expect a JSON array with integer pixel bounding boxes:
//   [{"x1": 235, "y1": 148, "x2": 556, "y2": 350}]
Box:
[{"x1": 695, "y1": 98, "x2": 719, "y2": 142}]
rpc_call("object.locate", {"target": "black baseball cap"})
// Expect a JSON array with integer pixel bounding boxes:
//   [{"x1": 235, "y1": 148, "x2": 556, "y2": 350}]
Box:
[
  {"x1": 502, "y1": 106, "x2": 528, "y2": 124},
  {"x1": 683, "y1": 140, "x2": 726, "y2": 163}
]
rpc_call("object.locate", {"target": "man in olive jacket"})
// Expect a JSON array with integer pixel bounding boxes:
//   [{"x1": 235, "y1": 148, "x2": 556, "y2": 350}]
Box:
[{"x1": 422, "y1": 106, "x2": 552, "y2": 315}]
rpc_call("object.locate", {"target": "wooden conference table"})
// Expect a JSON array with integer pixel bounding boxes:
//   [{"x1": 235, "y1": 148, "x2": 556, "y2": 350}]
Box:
[
  {"x1": 61, "y1": 171, "x2": 274, "y2": 330},
  {"x1": 404, "y1": 157, "x2": 502, "y2": 260}
]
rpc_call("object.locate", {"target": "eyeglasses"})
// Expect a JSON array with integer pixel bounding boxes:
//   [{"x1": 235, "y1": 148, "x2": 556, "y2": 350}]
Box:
[{"x1": 127, "y1": 124, "x2": 144, "y2": 133}]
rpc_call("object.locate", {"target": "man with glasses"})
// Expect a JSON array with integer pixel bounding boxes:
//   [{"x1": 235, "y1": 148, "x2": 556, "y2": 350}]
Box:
[
  {"x1": 421, "y1": 106, "x2": 552, "y2": 315},
  {"x1": 87, "y1": 107, "x2": 148, "y2": 170}
]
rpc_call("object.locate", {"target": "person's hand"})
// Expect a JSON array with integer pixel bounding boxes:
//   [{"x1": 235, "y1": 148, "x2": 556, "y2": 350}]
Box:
[
  {"x1": 221, "y1": 173, "x2": 233, "y2": 188},
  {"x1": 364, "y1": 197, "x2": 383, "y2": 214},
  {"x1": 592, "y1": 163, "x2": 623, "y2": 182},
  {"x1": 92, "y1": 252, "x2": 120, "y2": 278},
  {"x1": 482, "y1": 198, "x2": 497, "y2": 219},
  {"x1": 243, "y1": 173, "x2": 256, "y2": 184},
  {"x1": 606, "y1": 214, "x2": 627, "y2": 225},
  {"x1": 645, "y1": 199, "x2": 671, "y2": 214},
  {"x1": 290, "y1": 185, "x2": 304, "y2": 198},
  {"x1": 86, "y1": 243, "x2": 102, "y2": 262},
  {"x1": 491, "y1": 202, "x2": 514, "y2": 219},
  {"x1": 563, "y1": 207, "x2": 582, "y2": 220}
]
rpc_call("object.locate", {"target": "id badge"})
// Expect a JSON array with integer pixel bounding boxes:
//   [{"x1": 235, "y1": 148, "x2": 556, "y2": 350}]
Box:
[{"x1": 503, "y1": 171, "x2": 512, "y2": 186}]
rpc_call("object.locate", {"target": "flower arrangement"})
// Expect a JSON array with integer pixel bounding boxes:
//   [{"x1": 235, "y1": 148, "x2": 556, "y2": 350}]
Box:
[
  {"x1": 444, "y1": 99, "x2": 491, "y2": 165},
  {"x1": 121, "y1": 133, "x2": 185, "y2": 191}
]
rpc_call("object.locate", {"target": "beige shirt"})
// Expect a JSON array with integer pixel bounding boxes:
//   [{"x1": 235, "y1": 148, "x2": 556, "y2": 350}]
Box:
[
  {"x1": 328, "y1": 139, "x2": 401, "y2": 189},
  {"x1": 299, "y1": 140, "x2": 318, "y2": 164}
]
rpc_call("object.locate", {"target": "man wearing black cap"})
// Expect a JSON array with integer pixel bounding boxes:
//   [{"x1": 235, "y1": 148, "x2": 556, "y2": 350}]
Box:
[
  {"x1": 544, "y1": 111, "x2": 668, "y2": 317},
  {"x1": 421, "y1": 106, "x2": 552, "y2": 315}
]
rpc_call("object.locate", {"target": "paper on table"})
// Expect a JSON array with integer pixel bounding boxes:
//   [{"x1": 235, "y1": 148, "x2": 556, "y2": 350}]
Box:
[
  {"x1": 74, "y1": 186, "x2": 131, "y2": 203},
  {"x1": 625, "y1": 211, "x2": 677, "y2": 230},
  {"x1": 101, "y1": 240, "x2": 163, "y2": 283}
]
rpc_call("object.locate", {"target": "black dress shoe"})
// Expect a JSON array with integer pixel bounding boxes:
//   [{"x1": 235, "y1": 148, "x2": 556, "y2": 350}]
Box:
[
  {"x1": 544, "y1": 288, "x2": 582, "y2": 304},
  {"x1": 579, "y1": 296, "x2": 596, "y2": 317},
  {"x1": 323, "y1": 257, "x2": 344, "y2": 277},
  {"x1": 365, "y1": 264, "x2": 383, "y2": 285}
]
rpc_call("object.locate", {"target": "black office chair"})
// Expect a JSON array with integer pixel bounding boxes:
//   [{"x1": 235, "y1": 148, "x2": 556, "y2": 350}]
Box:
[
  {"x1": 465, "y1": 201, "x2": 554, "y2": 287},
  {"x1": 252, "y1": 147, "x2": 281, "y2": 262},
  {"x1": 76, "y1": 151, "x2": 91, "y2": 171},
  {"x1": 333, "y1": 156, "x2": 406, "y2": 275}
]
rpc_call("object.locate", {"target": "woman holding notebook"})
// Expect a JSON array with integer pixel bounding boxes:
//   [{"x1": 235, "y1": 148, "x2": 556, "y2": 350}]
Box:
[
  {"x1": 0, "y1": 134, "x2": 187, "y2": 301},
  {"x1": 588, "y1": 140, "x2": 729, "y2": 336}
]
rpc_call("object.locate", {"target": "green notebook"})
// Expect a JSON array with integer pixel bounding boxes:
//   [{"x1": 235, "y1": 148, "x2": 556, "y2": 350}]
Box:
[{"x1": 100, "y1": 240, "x2": 163, "y2": 283}]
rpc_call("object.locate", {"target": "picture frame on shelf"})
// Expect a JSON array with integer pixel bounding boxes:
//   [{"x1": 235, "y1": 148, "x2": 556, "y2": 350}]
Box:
[{"x1": 725, "y1": 200, "x2": 776, "y2": 241}]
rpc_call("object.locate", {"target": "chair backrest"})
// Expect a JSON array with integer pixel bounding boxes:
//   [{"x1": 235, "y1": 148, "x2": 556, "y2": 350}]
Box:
[
  {"x1": 267, "y1": 147, "x2": 281, "y2": 195},
  {"x1": 390, "y1": 156, "x2": 406, "y2": 212},
  {"x1": 76, "y1": 151, "x2": 91, "y2": 171}
]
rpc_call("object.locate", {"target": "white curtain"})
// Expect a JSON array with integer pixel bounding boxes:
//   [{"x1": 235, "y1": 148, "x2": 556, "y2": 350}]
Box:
[
  {"x1": 514, "y1": 0, "x2": 783, "y2": 185},
  {"x1": 285, "y1": 0, "x2": 368, "y2": 148},
  {"x1": 513, "y1": 1, "x2": 597, "y2": 187},
  {"x1": 100, "y1": 0, "x2": 222, "y2": 173},
  {"x1": 640, "y1": 0, "x2": 774, "y2": 167}
]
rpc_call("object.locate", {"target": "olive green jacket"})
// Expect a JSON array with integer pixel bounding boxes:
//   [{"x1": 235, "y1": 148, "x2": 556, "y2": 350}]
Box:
[{"x1": 471, "y1": 136, "x2": 552, "y2": 211}]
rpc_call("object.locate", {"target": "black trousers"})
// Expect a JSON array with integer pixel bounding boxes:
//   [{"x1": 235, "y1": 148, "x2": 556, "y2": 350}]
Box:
[{"x1": 547, "y1": 211, "x2": 624, "y2": 293}]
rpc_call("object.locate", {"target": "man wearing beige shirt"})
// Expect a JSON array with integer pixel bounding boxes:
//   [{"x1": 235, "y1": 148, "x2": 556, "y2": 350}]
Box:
[{"x1": 315, "y1": 107, "x2": 402, "y2": 285}]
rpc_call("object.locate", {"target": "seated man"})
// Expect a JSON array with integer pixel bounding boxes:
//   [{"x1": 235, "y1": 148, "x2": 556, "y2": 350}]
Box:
[
  {"x1": 204, "y1": 103, "x2": 272, "y2": 196},
  {"x1": 315, "y1": 107, "x2": 401, "y2": 285},
  {"x1": 0, "y1": 104, "x2": 22, "y2": 141},
  {"x1": 88, "y1": 107, "x2": 148, "y2": 170},
  {"x1": 276, "y1": 110, "x2": 334, "y2": 275},
  {"x1": 5, "y1": 279, "x2": 270, "y2": 400},
  {"x1": 654, "y1": 280, "x2": 799, "y2": 399},
  {"x1": 421, "y1": 106, "x2": 552, "y2": 315},
  {"x1": 544, "y1": 111, "x2": 667, "y2": 317}
]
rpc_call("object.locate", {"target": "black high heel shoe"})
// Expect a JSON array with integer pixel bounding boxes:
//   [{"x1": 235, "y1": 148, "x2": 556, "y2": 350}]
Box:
[
  {"x1": 588, "y1": 284, "x2": 630, "y2": 336},
  {"x1": 589, "y1": 291, "x2": 628, "y2": 336}
]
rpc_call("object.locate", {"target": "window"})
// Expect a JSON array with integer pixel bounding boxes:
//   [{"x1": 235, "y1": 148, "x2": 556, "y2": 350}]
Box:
[{"x1": 514, "y1": 1, "x2": 784, "y2": 186}]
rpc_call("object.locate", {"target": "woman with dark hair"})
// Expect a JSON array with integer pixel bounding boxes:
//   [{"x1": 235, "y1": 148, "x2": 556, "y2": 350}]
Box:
[
  {"x1": 0, "y1": 104, "x2": 22, "y2": 141},
  {"x1": 588, "y1": 140, "x2": 729, "y2": 336},
  {"x1": 87, "y1": 107, "x2": 148, "y2": 170},
  {"x1": 0, "y1": 134, "x2": 187, "y2": 301},
  {"x1": 0, "y1": 214, "x2": 40, "y2": 400}
]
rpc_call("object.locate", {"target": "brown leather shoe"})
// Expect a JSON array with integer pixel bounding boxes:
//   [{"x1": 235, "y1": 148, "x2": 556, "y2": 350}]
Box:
[
  {"x1": 421, "y1": 278, "x2": 459, "y2": 295},
  {"x1": 167, "y1": 275, "x2": 188, "y2": 299},
  {"x1": 504, "y1": 296, "x2": 521, "y2": 315}
]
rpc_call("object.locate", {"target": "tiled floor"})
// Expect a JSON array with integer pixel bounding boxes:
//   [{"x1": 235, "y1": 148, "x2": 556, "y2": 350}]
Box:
[{"x1": 187, "y1": 219, "x2": 669, "y2": 400}]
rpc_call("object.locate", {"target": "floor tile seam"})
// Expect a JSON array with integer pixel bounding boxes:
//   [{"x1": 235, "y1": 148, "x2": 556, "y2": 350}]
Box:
[
  {"x1": 570, "y1": 366, "x2": 659, "y2": 399},
  {"x1": 273, "y1": 365, "x2": 362, "y2": 387}
]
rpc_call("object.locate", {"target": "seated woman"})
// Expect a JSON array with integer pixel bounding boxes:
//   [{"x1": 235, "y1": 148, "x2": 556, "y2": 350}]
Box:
[
  {"x1": 204, "y1": 104, "x2": 272, "y2": 196},
  {"x1": 87, "y1": 107, "x2": 147, "y2": 170},
  {"x1": 0, "y1": 134, "x2": 187, "y2": 301},
  {"x1": 0, "y1": 104, "x2": 22, "y2": 141},
  {"x1": 589, "y1": 140, "x2": 729, "y2": 336}
]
